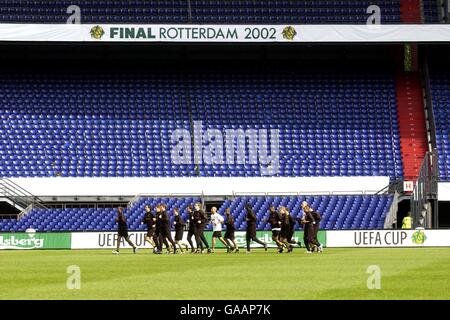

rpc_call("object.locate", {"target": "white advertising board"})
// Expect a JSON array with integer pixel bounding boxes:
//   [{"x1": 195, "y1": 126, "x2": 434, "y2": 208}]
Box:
[
  {"x1": 326, "y1": 229, "x2": 450, "y2": 247},
  {"x1": 1, "y1": 24, "x2": 450, "y2": 43}
]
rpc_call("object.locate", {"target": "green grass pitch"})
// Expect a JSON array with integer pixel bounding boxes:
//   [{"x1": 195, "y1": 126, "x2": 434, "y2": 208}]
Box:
[{"x1": 1, "y1": 248, "x2": 450, "y2": 300}]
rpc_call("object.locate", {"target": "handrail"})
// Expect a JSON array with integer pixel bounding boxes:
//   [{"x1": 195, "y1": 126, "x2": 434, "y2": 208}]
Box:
[
  {"x1": 410, "y1": 150, "x2": 438, "y2": 228},
  {"x1": 18, "y1": 204, "x2": 34, "y2": 220},
  {"x1": 388, "y1": 80, "x2": 399, "y2": 180},
  {"x1": 0, "y1": 178, "x2": 47, "y2": 210},
  {"x1": 2, "y1": 178, "x2": 37, "y2": 197},
  {"x1": 374, "y1": 180, "x2": 401, "y2": 195},
  {"x1": 234, "y1": 190, "x2": 387, "y2": 197},
  {"x1": 422, "y1": 53, "x2": 438, "y2": 151},
  {"x1": 384, "y1": 191, "x2": 399, "y2": 229}
]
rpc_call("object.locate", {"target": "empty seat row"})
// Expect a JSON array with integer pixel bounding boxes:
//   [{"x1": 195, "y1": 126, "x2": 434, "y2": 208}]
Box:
[
  {"x1": 0, "y1": 0, "x2": 407, "y2": 24},
  {"x1": 430, "y1": 70, "x2": 450, "y2": 181},
  {"x1": 0, "y1": 195, "x2": 393, "y2": 232},
  {"x1": 0, "y1": 70, "x2": 403, "y2": 178}
]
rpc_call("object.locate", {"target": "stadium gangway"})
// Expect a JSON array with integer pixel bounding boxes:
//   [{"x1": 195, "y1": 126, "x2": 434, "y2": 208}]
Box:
[{"x1": 0, "y1": 178, "x2": 47, "y2": 217}]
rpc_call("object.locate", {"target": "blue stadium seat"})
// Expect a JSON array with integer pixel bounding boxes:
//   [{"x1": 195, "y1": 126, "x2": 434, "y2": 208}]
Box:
[
  {"x1": 0, "y1": 195, "x2": 392, "y2": 232},
  {"x1": 0, "y1": 0, "x2": 416, "y2": 24},
  {"x1": 430, "y1": 70, "x2": 450, "y2": 181},
  {"x1": 0, "y1": 71, "x2": 403, "y2": 178}
]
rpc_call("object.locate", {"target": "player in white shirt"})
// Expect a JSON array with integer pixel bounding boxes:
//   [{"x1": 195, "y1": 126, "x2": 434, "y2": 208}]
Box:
[{"x1": 210, "y1": 207, "x2": 231, "y2": 253}]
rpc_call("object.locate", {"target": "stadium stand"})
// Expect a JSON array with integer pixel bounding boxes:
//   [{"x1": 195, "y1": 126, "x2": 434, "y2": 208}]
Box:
[
  {"x1": 0, "y1": 73, "x2": 196, "y2": 177},
  {"x1": 429, "y1": 70, "x2": 450, "y2": 181},
  {"x1": 0, "y1": 70, "x2": 403, "y2": 178},
  {"x1": 220, "y1": 195, "x2": 393, "y2": 230},
  {"x1": 422, "y1": 0, "x2": 442, "y2": 23},
  {"x1": 0, "y1": 0, "x2": 404, "y2": 24},
  {"x1": 0, "y1": 195, "x2": 393, "y2": 232}
]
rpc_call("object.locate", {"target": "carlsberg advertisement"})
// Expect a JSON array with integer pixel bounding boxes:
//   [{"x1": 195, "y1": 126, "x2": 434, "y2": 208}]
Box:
[{"x1": 0, "y1": 232, "x2": 71, "y2": 250}]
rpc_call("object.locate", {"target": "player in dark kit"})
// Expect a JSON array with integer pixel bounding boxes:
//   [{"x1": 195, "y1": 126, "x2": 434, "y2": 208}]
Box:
[
  {"x1": 193, "y1": 202, "x2": 211, "y2": 254},
  {"x1": 142, "y1": 205, "x2": 157, "y2": 252},
  {"x1": 113, "y1": 207, "x2": 137, "y2": 254},
  {"x1": 154, "y1": 204, "x2": 170, "y2": 254},
  {"x1": 306, "y1": 203, "x2": 323, "y2": 252},
  {"x1": 224, "y1": 208, "x2": 239, "y2": 253},
  {"x1": 301, "y1": 201, "x2": 322, "y2": 253},
  {"x1": 157, "y1": 203, "x2": 177, "y2": 254},
  {"x1": 173, "y1": 207, "x2": 189, "y2": 253},
  {"x1": 285, "y1": 207, "x2": 302, "y2": 248},
  {"x1": 267, "y1": 205, "x2": 284, "y2": 253},
  {"x1": 279, "y1": 207, "x2": 294, "y2": 253},
  {"x1": 186, "y1": 205, "x2": 197, "y2": 253},
  {"x1": 245, "y1": 203, "x2": 267, "y2": 253}
]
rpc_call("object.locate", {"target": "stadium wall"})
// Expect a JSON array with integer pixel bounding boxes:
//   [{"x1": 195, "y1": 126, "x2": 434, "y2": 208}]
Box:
[
  {"x1": 1, "y1": 229, "x2": 449, "y2": 250},
  {"x1": 9, "y1": 176, "x2": 390, "y2": 197},
  {"x1": 2, "y1": 24, "x2": 450, "y2": 42},
  {"x1": 438, "y1": 183, "x2": 450, "y2": 201}
]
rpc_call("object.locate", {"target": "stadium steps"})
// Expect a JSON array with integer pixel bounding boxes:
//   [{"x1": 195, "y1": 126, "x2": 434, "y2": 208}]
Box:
[{"x1": 395, "y1": 72, "x2": 429, "y2": 181}]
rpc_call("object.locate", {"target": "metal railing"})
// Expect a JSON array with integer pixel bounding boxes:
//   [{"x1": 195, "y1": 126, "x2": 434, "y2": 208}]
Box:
[
  {"x1": 410, "y1": 150, "x2": 438, "y2": 228},
  {"x1": 0, "y1": 178, "x2": 47, "y2": 216},
  {"x1": 422, "y1": 54, "x2": 438, "y2": 151},
  {"x1": 384, "y1": 191, "x2": 399, "y2": 229},
  {"x1": 17, "y1": 204, "x2": 34, "y2": 220},
  {"x1": 233, "y1": 188, "x2": 389, "y2": 198},
  {"x1": 127, "y1": 186, "x2": 393, "y2": 208}
]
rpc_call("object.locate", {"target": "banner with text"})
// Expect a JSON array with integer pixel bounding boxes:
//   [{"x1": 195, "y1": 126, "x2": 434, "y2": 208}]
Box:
[
  {"x1": 0, "y1": 232, "x2": 71, "y2": 250},
  {"x1": 70, "y1": 230, "x2": 326, "y2": 249},
  {"x1": 2, "y1": 230, "x2": 450, "y2": 250},
  {"x1": 1, "y1": 24, "x2": 450, "y2": 43},
  {"x1": 326, "y1": 229, "x2": 450, "y2": 247}
]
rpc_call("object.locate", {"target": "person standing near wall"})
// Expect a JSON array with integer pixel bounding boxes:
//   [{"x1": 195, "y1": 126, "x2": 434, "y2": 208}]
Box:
[{"x1": 402, "y1": 213, "x2": 412, "y2": 229}]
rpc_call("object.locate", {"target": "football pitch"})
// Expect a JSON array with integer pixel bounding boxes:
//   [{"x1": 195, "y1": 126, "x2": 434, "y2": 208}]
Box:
[{"x1": 1, "y1": 248, "x2": 450, "y2": 300}]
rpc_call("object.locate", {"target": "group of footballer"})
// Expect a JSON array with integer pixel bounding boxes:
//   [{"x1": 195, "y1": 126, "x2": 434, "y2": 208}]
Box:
[{"x1": 113, "y1": 201, "x2": 323, "y2": 255}]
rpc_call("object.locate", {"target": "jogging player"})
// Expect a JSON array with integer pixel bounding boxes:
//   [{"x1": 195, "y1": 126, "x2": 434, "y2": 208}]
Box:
[
  {"x1": 224, "y1": 208, "x2": 239, "y2": 253},
  {"x1": 306, "y1": 203, "x2": 323, "y2": 253},
  {"x1": 245, "y1": 203, "x2": 268, "y2": 253},
  {"x1": 142, "y1": 205, "x2": 157, "y2": 252},
  {"x1": 113, "y1": 207, "x2": 137, "y2": 254},
  {"x1": 267, "y1": 205, "x2": 284, "y2": 253},
  {"x1": 194, "y1": 202, "x2": 211, "y2": 254},
  {"x1": 301, "y1": 201, "x2": 321, "y2": 253},
  {"x1": 210, "y1": 207, "x2": 230, "y2": 253},
  {"x1": 173, "y1": 207, "x2": 189, "y2": 253},
  {"x1": 286, "y1": 207, "x2": 302, "y2": 248},
  {"x1": 186, "y1": 205, "x2": 197, "y2": 253},
  {"x1": 279, "y1": 207, "x2": 294, "y2": 253},
  {"x1": 157, "y1": 203, "x2": 177, "y2": 254}
]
